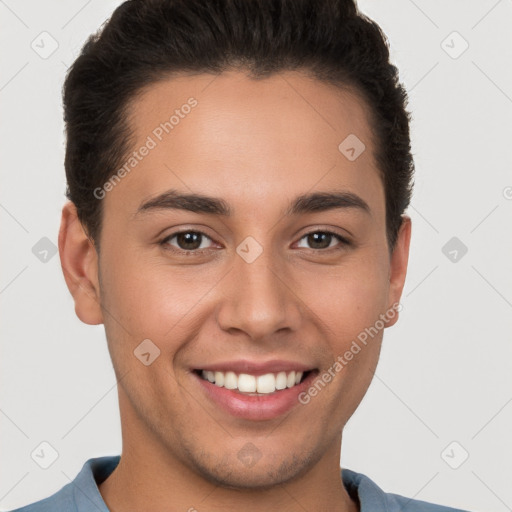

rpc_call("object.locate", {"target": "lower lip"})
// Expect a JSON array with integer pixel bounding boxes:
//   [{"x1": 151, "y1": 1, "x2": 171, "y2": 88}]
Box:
[{"x1": 193, "y1": 371, "x2": 317, "y2": 421}]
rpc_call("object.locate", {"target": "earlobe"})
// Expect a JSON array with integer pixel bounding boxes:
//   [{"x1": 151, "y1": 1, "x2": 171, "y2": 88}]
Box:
[
  {"x1": 385, "y1": 215, "x2": 411, "y2": 328},
  {"x1": 58, "y1": 201, "x2": 104, "y2": 325}
]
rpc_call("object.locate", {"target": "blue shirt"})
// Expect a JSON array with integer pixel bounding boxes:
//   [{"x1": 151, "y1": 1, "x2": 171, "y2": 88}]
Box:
[{"x1": 9, "y1": 455, "x2": 470, "y2": 512}]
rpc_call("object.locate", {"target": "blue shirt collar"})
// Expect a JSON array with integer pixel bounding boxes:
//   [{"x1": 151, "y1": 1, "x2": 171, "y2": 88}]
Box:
[{"x1": 45, "y1": 455, "x2": 465, "y2": 512}]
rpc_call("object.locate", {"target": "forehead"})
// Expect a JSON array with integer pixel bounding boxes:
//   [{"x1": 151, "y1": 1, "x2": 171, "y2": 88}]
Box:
[
  {"x1": 106, "y1": 70, "x2": 383, "y2": 222},
  {"x1": 128, "y1": 69, "x2": 375, "y2": 155}
]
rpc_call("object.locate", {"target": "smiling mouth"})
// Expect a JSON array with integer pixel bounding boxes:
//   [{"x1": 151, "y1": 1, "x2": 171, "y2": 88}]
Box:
[{"x1": 194, "y1": 369, "x2": 315, "y2": 395}]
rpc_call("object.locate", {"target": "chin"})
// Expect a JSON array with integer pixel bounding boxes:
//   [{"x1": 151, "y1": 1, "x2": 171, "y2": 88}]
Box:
[{"x1": 189, "y1": 447, "x2": 318, "y2": 490}]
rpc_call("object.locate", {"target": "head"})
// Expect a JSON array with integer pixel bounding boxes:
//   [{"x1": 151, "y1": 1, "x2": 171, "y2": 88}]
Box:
[{"x1": 59, "y1": 0, "x2": 413, "y2": 489}]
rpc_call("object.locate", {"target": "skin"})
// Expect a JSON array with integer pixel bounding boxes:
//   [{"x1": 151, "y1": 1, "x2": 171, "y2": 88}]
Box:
[{"x1": 59, "y1": 70, "x2": 411, "y2": 512}]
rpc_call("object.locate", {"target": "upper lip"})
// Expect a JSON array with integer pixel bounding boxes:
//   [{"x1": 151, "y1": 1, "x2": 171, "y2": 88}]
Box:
[{"x1": 195, "y1": 359, "x2": 316, "y2": 376}]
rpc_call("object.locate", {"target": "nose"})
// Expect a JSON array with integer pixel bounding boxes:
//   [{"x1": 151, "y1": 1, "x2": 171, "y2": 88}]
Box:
[{"x1": 216, "y1": 247, "x2": 303, "y2": 342}]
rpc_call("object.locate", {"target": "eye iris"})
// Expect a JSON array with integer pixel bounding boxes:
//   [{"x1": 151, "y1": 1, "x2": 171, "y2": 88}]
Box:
[
  {"x1": 177, "y1": 232, "x2": 202, "y2": 250},
  {"x1": 171, "y1": 231, "x2": 338, "y2": 252},
  {"x1": 308, "y1": 232, "x2": 332, "y2": 249}
]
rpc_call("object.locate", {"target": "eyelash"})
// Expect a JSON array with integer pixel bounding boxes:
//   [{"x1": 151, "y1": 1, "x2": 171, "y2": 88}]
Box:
[{"x1": 159, "y1": 229, "x2": 351, "y2": 256}]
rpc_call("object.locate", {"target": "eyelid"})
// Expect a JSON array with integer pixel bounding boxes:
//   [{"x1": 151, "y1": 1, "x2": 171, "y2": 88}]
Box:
[
  {"x1": 294, "y1": 225, "x2": 352, "y2": 244},
  {"x1": 160, "y1": 229, "x2": 217, "y2": 254},
  {"x1": 293, "y1": 230, "x2": 351, "y2": 252},
  {"x1": 159, "y1": 226, "x2": 352, "y2": 254}
]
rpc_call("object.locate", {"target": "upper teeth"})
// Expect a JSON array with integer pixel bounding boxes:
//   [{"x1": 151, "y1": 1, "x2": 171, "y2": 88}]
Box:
[{"x1": 201, "y1": 370, "x2": 304, "y2": 394}]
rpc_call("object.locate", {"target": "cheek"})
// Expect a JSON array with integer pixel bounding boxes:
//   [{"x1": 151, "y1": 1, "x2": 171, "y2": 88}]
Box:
[
  {"x1": 100, "y1": 253, "x2": 212, "y2": 337},
  {"x1": 100, "y1": 240, "x2": 390, "y2": 355},
  {"x1": 305, "y1": 255, "x2": 390, "y2": 341}
]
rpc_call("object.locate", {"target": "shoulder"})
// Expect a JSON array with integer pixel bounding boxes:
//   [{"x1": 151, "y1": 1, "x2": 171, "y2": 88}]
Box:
[
  {"x1": 7, "y1": 483, "x2": 75, "y2": 512},
  {"x1": 384, "y1": 490, "x2": 471, "y2": 512},
  {"x1": 342, "y1": 468, "x2": 472, "y2": 512},
  {"x1": 7, "y1": 455, "x2": 120, "y2": 512}
]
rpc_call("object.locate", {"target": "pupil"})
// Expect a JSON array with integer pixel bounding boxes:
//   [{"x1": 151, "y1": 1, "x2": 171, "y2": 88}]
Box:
[
  {"x1": 309, "y1": 232, "x2": 330, "y2": 249},
  {"x1": 175, "y1": 232, "x2": 332, "y2": 251},
  {"x1": 178, "y1": 232, "x2": 201, "y2": 250}
]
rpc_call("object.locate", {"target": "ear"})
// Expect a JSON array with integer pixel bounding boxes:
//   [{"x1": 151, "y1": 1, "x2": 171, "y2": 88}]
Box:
[
  {"x1": 58, "y1": 201, "x2": 104, "y2": 325},
  {"x1": 384, "y1": 215, "x2": 411, "y2": 327}
]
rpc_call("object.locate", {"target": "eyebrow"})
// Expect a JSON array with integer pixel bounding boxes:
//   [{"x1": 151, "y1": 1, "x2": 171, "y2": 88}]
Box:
[{"x1": 133, "y1": 188, "x2": 371, "y2": 218}]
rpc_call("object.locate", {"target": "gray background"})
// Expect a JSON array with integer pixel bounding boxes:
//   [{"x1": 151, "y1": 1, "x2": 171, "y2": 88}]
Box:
[{"x1": 1, "y1": 1, "x2": 511, "y2": 510}]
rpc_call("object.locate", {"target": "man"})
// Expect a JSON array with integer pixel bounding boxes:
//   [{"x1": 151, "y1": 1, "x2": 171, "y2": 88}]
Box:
[{"x1": 11, "y1": 0, "x2": 471, "y2": 510}]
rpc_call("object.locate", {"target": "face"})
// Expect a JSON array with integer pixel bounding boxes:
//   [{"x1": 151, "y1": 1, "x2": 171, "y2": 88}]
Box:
[{"x1": 60, "y1": 70, "x2": 410, "y2": 488}]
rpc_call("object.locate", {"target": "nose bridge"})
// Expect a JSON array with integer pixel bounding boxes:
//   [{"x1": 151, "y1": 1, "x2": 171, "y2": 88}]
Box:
[{"x1": 217, "y1": 243, "x2": 299, "y2": 339}]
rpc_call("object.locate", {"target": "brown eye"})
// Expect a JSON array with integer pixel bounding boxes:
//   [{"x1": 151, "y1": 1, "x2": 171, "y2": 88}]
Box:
[
  {"x1": 161, "y1": 231, "x2": 214, "y2": 252},
  {"x1": 296, "y1": 231, "x2": 349, "y2": 250}
]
